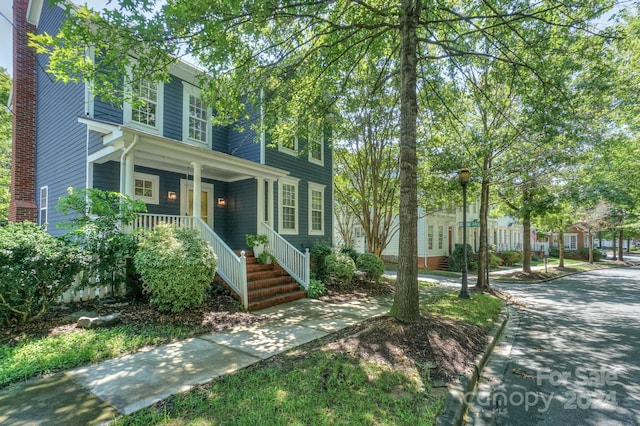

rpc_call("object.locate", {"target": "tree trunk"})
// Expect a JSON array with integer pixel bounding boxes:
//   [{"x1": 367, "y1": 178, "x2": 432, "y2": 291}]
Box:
[
  {"x1": 618, "y1": 228, "x2": 624, "y2": 261},
  {"x1": 390, "y1": 0, "x2": 420, "y2": 322},
  {"x1": 522, "y1": 213, "x2": 532, "y2": 274},
  {"x1": 588, "y1": 231, "x2": 594, "y2": 264},
  {"x1": 559, "y1": 229, "x2": 565, "y2": 268},
  {"x1": 476, "y1": 178, "x2": 490, "y2": 291},
  {"x1": 611, "y1": 230, "x2": 617, "y2": 260}
]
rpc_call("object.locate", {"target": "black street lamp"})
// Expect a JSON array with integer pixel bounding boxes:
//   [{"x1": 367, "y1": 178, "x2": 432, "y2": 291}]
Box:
[{"x1": 459, "y1": 168, "x2": 471, "y2": 299}]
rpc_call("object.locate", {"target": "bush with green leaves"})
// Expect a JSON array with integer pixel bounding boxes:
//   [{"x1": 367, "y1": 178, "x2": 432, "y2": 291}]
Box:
[
  {"x1": 489, "y1": 252, "x2": 502, "y2": 269},
  {"x1": 57, "y1": 188, "x2": 147, "y2": 296},
  {"x1": 306, "y1": 278, "x2": 326, "y2": 298},
  {"x1": 448, "y1": 244, "x2": 474, "y2": 272},
  {"x1": 134, "y1": 224, "x2": 217, "y2": 313},
  {"x1": 0, "y1": 222, "x2": 83, "y2": 325},
  {"x1": 324, "y1": 252, "x2": 356, "y2": 286},
  {"x1": 340, "y1": 246, "x2": 358, "y2": 263},
  {"x1": 499, "y1": 250, "x2": 522, "y2": 266},
  {"x1": 310, "y1": 240, "x2": 333, "y2": 281},
  {"x1": 578, "y1": 247, "x2": 604, "y2": 262},
  {"x1": 356, "y1": 253, "x2": 385, "y2": 282}
]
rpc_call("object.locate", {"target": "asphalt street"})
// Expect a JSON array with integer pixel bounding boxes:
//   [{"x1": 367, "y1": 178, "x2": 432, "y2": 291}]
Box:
[{"x1": 466, "y1": 264, "x2": 640, "y2": 425}]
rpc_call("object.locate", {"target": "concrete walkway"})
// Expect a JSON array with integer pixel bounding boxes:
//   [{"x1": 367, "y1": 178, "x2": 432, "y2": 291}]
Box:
[{"x1": 0, "y1": 295, "x2": 394, "y2": 425}]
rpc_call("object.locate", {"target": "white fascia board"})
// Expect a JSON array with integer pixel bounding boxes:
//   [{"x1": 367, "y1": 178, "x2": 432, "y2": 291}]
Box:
[
  {"x1": 87, "y1": 143, "x2": 125, "y2": 163},
  {"x1": 78, "y1": 117, "x2": 121, "y2": 134},
  {"x1": 26, "y1": 0, "x2": 45, "y2": 26}
]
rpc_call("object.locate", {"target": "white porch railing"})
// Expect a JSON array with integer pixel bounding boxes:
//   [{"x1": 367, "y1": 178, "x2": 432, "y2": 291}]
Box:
[
  {"x1": 260, "y1": 221, "x2": 310, "y2": 289},
  {"x1": 131, "y1": 214, "x2": 249, "y2": 309},
  {"x1": 192, "y1": 217, "x2": 248, "y2": 309}
]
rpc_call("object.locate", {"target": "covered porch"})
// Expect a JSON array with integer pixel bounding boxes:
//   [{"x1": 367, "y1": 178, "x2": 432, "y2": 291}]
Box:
[{"x1": 81, "y1": 118, "x2": 310, "y2": 309}]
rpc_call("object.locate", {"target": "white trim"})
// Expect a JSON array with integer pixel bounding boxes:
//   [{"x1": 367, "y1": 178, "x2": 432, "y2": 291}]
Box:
[
  {"x1": 123, "y1": 76, "x2": 164, "y2": 135},
  {"x1": 27, "y1": 0, "x2": 45, "y2": 26},
  {"x1": 278, "y1": 177, "x2": 299, "y2": 235},
  {"x1": 278, "y1": 135, "x2": 298, "y2": 155},
  {"x1": 133, "y1": 172, "x2": 159, "y2": 205},
  {"x1": 308, "y1": 182, "x2": 325, "y2": 235},
  {"x1": 39, "y1": 186, "x2": 48, "y2": 229},
  {"x1": 182, "y1": 82, "x2": 212, "y2": 148},
  {"x1": 308, "y1": 130, "x2": 324, "y2": 166},
  {"x1": 84, "y1": 47, "x2": 95, "y2": 118}
]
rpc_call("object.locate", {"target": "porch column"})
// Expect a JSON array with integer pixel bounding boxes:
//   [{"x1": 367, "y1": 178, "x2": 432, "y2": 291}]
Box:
[
  {"x1": 267, "y1": 179, "x2": 275, "y2": 228},
  {"x1": 124, "y1": 150, "x2": 135, "y2": 198},
  {"x1": 192, "y1": 162, "x2": 202, "y2": 218},
  {"x1": 256, "y1": 177, "x2": 265, "y2": 231}
]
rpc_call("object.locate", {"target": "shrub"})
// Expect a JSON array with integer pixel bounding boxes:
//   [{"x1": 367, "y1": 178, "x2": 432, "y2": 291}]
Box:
[
  {"x1": 340, "y1": 246, "x2": 358, "y2": 263},
  {"x1": 306, "y1": 279, "x2": 326, "y2": 298},
  {"x1": 356, "y1": 253, "x2": 385, "y2": 282},
  {"x1": 489, "y1": 252, "x2": 502, "y2": 269},
  {"x1": 134, "y1": 224, "x2": 217, "y2": 313},
  {"x1": 0, "y1": 222, "x2": 83, "y2": 325},
  {"x1": 448, "y1": 244, "x2": 474, "y2": 272},
  {"x1": 578, "y1": 247, "x2": 603, "y2": 262},
  {"x1": 499, "y1": 250, "x2": 522, "y2": 266},
  {"x1": 310, "y1": 240, "x2": 333, "y2": 282},
  {"x1": 57, "y1": 188, "x2": 146, "y2": 296},
  {"x1": 325, "y1": 252, "x2": 356, "y2": 286},
  {"x1": 549, "y1": 247, "x2": 560, "y2": 258}
]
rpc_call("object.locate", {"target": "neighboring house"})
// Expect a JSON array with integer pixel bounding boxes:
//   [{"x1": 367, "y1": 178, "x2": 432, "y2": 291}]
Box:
[
  {"x1": 9, "y1": 0, "x2": 333, "y2": 309},
  {"x1": 336, "y1": 200, "x2": 526, "y2": 270}
]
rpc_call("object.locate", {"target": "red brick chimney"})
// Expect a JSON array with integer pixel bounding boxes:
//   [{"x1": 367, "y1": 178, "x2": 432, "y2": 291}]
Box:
[{"x1": 9, "y1": 0, "x2": 38, "y2": 222}]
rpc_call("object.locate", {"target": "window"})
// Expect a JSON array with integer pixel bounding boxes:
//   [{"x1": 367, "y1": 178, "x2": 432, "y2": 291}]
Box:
[
  {"x1": 278, "y1": 134, "x2": 298, "y2": 154},
  {"x1": 133, "y1": 172, "x2": 159, "y2": 205},
  {"x1": 278, "y1": 178, "x2": 299, "y2": 234},
  {"x1": 308, "y1": 183, "x2": 325, "y2": 235},
  {"x1": 308, "y1": 128, "x2": 324, "y2": 165},
  {"x1": 493, "y1": 230, "x2": 497, "y2": 245},
  {"x1": 428, "y1": 225, "x2": 434, "y2": 250},
  {"x1": 438, "y1": 225, "x2": 444, "y2": 250},
  {"x1": 124, "y1": 77, "x2": 164, "y2": 134},
  {"x1": 39, "y1": 186, "x2": 48, "y2": 228},
  {"x1": 182, "y1": 83, "x2": 211, "y2": 146}
]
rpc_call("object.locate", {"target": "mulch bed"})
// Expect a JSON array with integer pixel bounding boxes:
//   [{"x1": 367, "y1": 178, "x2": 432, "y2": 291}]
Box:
[{"x1": 2, "y1": 278, "x2": 491, "y2": 383}]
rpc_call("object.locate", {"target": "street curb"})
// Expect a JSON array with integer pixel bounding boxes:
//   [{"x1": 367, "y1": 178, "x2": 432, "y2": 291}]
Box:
[{"x1": 435, "y1": 304, "x2": 510, "y2": 426}]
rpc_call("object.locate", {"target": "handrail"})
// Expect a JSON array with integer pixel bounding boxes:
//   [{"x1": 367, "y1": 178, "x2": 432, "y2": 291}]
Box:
[
  {"x1": 193, "y1": 217, "x2": 248, "y2": 309},
  {"x1": 131, "y1": 214, "x2": 248, "y2": 309},
  {"x1": 260, "y1": 221, "x2": 310, "y2": 289}
]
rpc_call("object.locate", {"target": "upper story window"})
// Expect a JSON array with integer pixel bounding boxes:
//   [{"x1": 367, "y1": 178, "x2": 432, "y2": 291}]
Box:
[
  {"x1": 278, "y1": 134, "x2": 298, "y2": 155},
  {"x1": 134, "y1": 172, "x2": 160, "y2": 205},
  {"x1": 182, "y1": 83, "x2": 211, "y2": 147},
  {"x1": 124, "y1": 77, "x2": 164, "y2": 135},
  {"x1": 39, "y1": 186, "x2": 48, "y2": 229},
  {"x1": 308, "y1": 128, "x2": 324, "y2": 166}
]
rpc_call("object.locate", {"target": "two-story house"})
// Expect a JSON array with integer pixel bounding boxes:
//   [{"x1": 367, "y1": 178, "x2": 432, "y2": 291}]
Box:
[{"x1": 9, "y1": 0, "x2": 333, "y2": 309}]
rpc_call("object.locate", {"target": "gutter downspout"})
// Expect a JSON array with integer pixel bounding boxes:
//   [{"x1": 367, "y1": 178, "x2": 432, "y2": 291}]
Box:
[{"x1": 119, "y1": 134, "x2": 138, "y2": 195}]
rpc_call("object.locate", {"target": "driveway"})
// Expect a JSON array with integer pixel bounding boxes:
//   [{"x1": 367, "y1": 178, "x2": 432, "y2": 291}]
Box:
[{"x1": 466, "y1": 265, "x2": 640, "y2": 425}]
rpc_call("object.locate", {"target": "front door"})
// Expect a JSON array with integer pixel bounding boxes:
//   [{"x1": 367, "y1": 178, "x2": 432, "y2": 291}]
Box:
[{"x1": 180, "y1": 180, "x2": 214, "y2": 226}]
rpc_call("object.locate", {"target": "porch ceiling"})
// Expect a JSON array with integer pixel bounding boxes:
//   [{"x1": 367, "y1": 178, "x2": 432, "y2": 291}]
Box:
[{"x1": 80, "y1": 118, "x2": 289, "y2": 182}]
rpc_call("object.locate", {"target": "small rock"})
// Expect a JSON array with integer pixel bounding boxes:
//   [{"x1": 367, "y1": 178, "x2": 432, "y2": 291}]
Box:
[{"x1": 77, "y1": 312, "x2": 122, "y2": 329}]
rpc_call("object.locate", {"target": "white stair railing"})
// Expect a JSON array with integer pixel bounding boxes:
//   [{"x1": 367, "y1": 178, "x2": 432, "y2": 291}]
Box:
[
  {"x1": 260, "y1": 222, "x2": 310, "y2": 289},
  {"x1": 193, "y1": 217, "x2": 248, "y2": 309}
]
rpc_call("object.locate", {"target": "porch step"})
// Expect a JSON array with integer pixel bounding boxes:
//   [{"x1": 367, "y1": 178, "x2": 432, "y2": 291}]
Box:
[
  {"x1": 436, "y1": 257, "x2": 449, "y2": 271},
  {"x1": 244, "y1": 252, "x2": 306, "y2": 311}
]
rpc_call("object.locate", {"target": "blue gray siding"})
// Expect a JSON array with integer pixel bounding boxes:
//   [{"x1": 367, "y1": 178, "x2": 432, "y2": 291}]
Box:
[
  {"x1": 34, "y1": 3, "x2": 87, "y2": 236},
  {"x1": 226, "y1": 179, "x2": 257, "y2": 249},
  {"x1": 266, "y1": 129, "x2": 333, "y2": 249},
  {"x1": 227, "y1": 104, "x2": 261, "y2": 161},
  {"x1": 163, "y1": 75, "x2": 182, "y2": 141}
]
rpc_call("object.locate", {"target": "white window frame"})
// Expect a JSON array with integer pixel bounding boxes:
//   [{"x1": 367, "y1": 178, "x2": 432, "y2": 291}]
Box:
[
  {"x1": 278, "y1": 177, "x2": 299, "y2": 235},
  {"x1": 438, "y1": 225, "x2": 444, "y2": 250},
  {"x1": 133, "y1": 172, "x2": 160, "y2": 205},
  {"x1": 308, "y1": 182, "x2": 325, "y2": 235},
  {"x1": 308, "y1": 128, "x2": 324, "y2": 166},
  {"x1": 39, "y1": 186, "x2": 48, "y2": 229},
  {"x1": 182, "y1": 82, "x2": 212, "y2": 148},
  {"x1": 278, "y1": 134, "x2": 299, "y2": 156},
  {"x1": 428, "y1": 225, "x2": 434, "y2": 250},
  {"x1": 123, "y1": 75, "x2": 164, "y2": 135}
]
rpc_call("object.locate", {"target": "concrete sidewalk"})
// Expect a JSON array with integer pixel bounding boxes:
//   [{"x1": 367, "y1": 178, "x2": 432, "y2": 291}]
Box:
[{"x1": 0, "y1": 295, "x2": 393, "y2": 425}]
